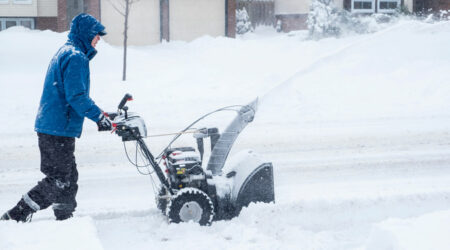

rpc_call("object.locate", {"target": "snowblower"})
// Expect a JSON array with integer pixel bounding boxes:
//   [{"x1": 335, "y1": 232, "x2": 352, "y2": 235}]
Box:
[{"x1": 108, "y1": 94, "x2": 274, "y2": 225}]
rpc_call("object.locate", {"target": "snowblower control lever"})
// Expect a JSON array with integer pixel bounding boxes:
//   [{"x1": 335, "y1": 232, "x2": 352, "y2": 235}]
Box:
[{"x1": 118, "y1": 93, "x2": 133, "y2": 110}]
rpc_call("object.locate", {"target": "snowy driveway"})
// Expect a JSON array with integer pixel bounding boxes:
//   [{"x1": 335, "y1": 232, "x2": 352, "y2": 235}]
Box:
[{"x1": 1, "y1": 20, "x2": 450, "y2": 250}]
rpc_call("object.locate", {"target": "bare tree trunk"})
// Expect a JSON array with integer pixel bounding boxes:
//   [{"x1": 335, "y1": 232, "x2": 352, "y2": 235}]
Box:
[
  {"x1": 122, "y1": 0, "x2": 129, "y2": 81},
  {"x1": 106, "y1": 0, "x2": 139, "y2": 81}
]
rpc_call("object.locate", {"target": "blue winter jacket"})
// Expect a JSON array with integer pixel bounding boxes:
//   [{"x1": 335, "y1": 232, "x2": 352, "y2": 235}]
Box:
[{"x1": 35, "y1": 14, "x2": 106, "y2": 138}]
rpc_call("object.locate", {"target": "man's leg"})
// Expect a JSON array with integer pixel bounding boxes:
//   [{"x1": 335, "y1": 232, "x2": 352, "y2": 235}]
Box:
[
  {"x1": 53, "y1": 166, "x2": 78, "y2": 220},
  {"x1": 52, "y1": 135, "x2": 78, "y2": 220},
  {"x1": 1, "y1": 133, "x2": 77, "y2": 222}
]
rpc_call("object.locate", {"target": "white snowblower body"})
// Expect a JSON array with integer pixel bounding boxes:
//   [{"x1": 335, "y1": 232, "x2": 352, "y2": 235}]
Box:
[{"x1": 110, "y1": 94, "x2": 274, "y2": 225}]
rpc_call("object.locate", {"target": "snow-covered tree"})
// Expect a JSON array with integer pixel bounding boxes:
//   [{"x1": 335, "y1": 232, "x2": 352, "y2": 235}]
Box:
[
  {"x1": 307, "y1": 0, "x2": 340, "y2": 39},
  {"x1": 236, "y1": 8, "x2": 253, "y2": 35}
]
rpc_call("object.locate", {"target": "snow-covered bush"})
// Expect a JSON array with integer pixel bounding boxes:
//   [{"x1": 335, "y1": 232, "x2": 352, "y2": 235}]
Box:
[
  {"x1": 308, "y1": 0, "x2": 404, "y2": 40},
  {"x1": 307, "y1": 0, "x2": 340, "y2": 39},
  {"x1": 338, "y1": 12, "x2": 401, "y2": 35},
  {"x1": 236, "y1": 8, "x2": 253, "y2": 35},
  {"x1": 422, "y1": 10, "x2": 450, "y2": 23},
  {"x1": 425, "y1": 10, "x2": 450, "y2": 22},
  {"x1": 276, "y1": 19, "x2": 282, "y2": 32},
  {"x1": 439, "y1": 10, "x2": 450, "y2": 20}
]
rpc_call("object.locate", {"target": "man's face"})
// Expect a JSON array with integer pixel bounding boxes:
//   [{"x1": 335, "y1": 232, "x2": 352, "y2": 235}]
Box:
[{"x1": 91, "y1": 35, "x2": 100, "y2": 48}]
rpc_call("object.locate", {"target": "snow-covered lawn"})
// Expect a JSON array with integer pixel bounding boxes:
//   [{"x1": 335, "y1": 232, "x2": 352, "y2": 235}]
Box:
[{"x1": 1, "y1": 19, "x2": 450, "y2": 250}]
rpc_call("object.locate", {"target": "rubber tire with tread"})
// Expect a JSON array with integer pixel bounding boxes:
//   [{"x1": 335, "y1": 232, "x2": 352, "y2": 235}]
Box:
[
  {"x1": 157, "y1": 187, "x2": 168, "y2": 215},
  {"x1": 166, "y1": 188, "x2": 214, "y2": 226}
]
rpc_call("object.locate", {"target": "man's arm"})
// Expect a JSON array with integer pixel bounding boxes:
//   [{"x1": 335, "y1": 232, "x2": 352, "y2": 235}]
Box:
[{"x1": 63, "y1": 55, "x2": 102, "y2": 122}]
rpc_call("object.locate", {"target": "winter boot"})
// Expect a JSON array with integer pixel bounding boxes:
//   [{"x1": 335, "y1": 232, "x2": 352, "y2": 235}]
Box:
[
  {"x1": 53, "y1": 203, "x2": 75, "y2": 221},
  {"x1": 0, "y1": 211, "x2": 12, "y2": 221},
  {"x1": 55, "y1": 213, "x2": 73, "y2": 221},
  {"x1": 1, "y1": 198, "x2": 35, "y2": 222}
]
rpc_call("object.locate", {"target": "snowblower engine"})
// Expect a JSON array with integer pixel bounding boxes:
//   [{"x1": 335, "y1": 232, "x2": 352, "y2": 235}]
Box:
[{"x1": 163, "y1": 147, "x2": 206, "y2": 190}]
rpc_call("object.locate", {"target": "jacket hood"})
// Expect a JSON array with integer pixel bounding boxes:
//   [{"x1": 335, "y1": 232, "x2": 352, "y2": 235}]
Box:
[{"x1": 68, "y1": 13, "x2": 106, "y2": 59}]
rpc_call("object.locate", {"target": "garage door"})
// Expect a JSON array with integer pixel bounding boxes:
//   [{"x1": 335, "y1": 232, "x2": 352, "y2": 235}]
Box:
[
  {"x1": 170, "y1": 0, "x2": 226, "y2": 42},
  {"x1": 101, "y1": 0, "x2": 160, "y2": 46}
]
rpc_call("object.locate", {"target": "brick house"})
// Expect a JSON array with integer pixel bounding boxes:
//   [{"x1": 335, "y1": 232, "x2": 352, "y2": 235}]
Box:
[
  {"x1": 275, "y1": 0, "x2": 449, "y2": 32},
  {"x1": 411, "y1": 0, "x2": 450, "y2": 13},
  {"x1": 240, "y1": 0, "x2": 449, "y2": 33},
  {"x1": 0, "y1": 0, "x2": 100, "y2": 32},
  {"x1": 275, "y1": 0, "x2": 405, "y2": 32},
  {"x1": 101, "y1": 0, "x2": 236, "y2": 46},
  {"x1": 0, "y1": 0, "x2": 236, "y2": 45},
  {"x1": 341, "y1": 0, "x2": 450, "y2": 14}
]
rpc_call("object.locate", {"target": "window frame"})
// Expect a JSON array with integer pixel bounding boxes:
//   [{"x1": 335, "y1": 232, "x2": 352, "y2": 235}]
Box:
[
  {"x1": 0, "y1": 17, "x2": 35, "y2": 31},
  {"x1": 13, "y1": 0, "x2": 32, "y2": 4},
  {"x1": 351, "y1": 0, "x2": 375, "y2": 13},
  {"x1": 378, "y1": 0, "x2": 400, "y2": 13}
]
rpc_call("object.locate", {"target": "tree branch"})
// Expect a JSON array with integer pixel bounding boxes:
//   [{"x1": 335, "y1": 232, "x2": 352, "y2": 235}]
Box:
[
  {"x1": 130, "y1": 0, "x2": 140, "y2": 6},
  {"x1": 118, "y1": 1, "x2": 126, "y2": 10},
  {"x1": 106, "y1": 0, "x2": 125, "y2": 16}
]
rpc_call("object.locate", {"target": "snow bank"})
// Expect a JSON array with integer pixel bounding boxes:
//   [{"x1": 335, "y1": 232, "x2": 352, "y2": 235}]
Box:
[
  {"x1": 2, "y1": 20, "x2": 450, "y2": 140},
  {"x1": 0, "y1": 217, "x2": 103, "y2": 250},
  {"x1": 246, "y1": 20, "x2": 450, "y2": 153},
  {"x1": 260, "y1": 20, "x2": 450, "y2": 123},
  {"x1": 365, "y1": 210, "x2": 450, "y2": 250}
]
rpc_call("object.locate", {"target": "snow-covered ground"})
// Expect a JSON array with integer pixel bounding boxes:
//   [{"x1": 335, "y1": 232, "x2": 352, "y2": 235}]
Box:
[{"x1": 1, "y1": 19, "x2": 450, "y2": 250}]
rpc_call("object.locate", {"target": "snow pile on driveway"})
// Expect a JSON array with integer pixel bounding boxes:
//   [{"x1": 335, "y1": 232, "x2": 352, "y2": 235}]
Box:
[
  {"x1": 0, "y1": 217, "x2": 103, "y2": 250},
  {"x1": 365, "y1": 209, "x2": 450, "y2": 250},
  {"x1": 260, "y1": 21, "x2": 450, "y2": 123}
]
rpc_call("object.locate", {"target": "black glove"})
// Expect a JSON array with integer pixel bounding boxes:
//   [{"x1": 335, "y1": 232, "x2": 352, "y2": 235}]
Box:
[{"x1": 97, "y1": 114, "x2": 112, "y2": 131}]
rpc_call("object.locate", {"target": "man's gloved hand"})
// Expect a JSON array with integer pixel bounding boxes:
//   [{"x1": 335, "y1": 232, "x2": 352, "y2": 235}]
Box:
[{"x1": 97, "y1": 114, "x2": 112, "y2": 131}]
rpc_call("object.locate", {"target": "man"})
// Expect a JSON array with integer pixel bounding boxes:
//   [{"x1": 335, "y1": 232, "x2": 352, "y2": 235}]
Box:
[{"x1": 1, "y1": 13, "x2": 112, "y2": 222}]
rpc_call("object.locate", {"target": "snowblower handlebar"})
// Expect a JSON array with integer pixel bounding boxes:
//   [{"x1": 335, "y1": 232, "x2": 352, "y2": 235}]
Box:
[{"x1": 118, "y1": 93, "x2": 133, "y2": 110}]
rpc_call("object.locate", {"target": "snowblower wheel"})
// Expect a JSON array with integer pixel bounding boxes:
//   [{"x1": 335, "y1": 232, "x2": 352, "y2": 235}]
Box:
[
  {"x1": 157, "y1": 187, "x2": 168, "y2": 215},
  {"x1": 167, "y1": 188, "x2": 214, "y2": 226}
]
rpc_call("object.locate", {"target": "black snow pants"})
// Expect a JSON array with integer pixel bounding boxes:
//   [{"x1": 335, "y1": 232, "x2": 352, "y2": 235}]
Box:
[{"x1": 26, "y1": 133, "x2": 78, "y2": 219}]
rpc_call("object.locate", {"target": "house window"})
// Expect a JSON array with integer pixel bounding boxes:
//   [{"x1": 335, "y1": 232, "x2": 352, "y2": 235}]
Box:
[
  {"x1": 0, "y1": 18, "x2": 35, "y2": 31},
  {"x1": 20, "y1": 19, "x2": 32, "y2": 29},
  {"x1": 13, "y1": 0, "x2": 32, "y2": 4},
  {"x1": 378, "y1": 0, "x2": 400, "y2": 13},
  {"x1": 5, "y1": 20, "x2": 16, "y2": 29},
  {"x1": 351, "y1": 0, "x2": 375, "y2": 13},
  {"x1": 354, "y1": 1, "x2": 372, "y2": 9}
]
